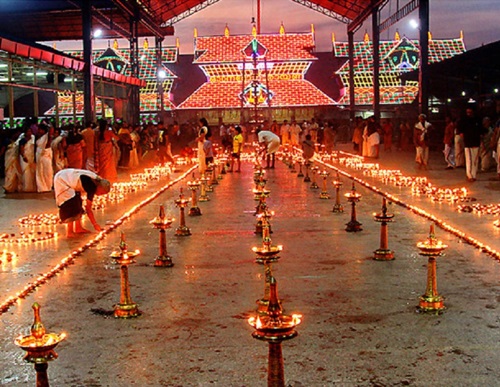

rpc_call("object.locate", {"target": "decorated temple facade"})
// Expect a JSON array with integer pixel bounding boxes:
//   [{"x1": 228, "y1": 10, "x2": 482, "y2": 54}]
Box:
[
  {"x1": 175, "y1": 24, "x2": 336, "y2": 124},
  {"x1": 333, "y1": 31, "x2": 466, "y2": 106},
  {"x1": 46, "y1": 40, "x2": 178, "y2": 122}
]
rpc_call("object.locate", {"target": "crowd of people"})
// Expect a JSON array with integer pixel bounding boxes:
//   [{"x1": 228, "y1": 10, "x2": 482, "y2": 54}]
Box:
[
  {"x1": 0, "y1": 118, "x2": 184, "y2": 193},
  {"x1": 350, "y1": 107, "x2": 500, "y2": 182},
  {"x1": 2, "y1": 110, "x2": 500, "y2": 196}
]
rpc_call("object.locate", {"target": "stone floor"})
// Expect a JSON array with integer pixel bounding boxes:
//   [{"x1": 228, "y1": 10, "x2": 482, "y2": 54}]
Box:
[{"x1": 1, "y1": 145, "x2": 500, "y2": 387}]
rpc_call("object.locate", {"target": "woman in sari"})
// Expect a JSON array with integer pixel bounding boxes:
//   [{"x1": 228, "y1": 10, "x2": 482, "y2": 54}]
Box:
[
  {"x1": 97, "y1": 119, "x2": 119, "y2": 182},
  {"x1": 3, "y1": 130, "x2": 21, "y2": 193},
  {"x1": 197, "y1": 118, "x2": 211, "y2": 174},
  {"x1": 35, "y1": 124, "x2": 54, "y2": 193},
  {"x1": 128, "y1": 125, "x2": 141, "y2": 169},
  {"x1": 19, "y1": 128, "x2": 36, "y2": 192},
  {"x1": 51, "y1": 128, "x2": 67, "y2": 173},
  {"x1": 65, "y1": 125, "x2": 86, "y2": 169}
]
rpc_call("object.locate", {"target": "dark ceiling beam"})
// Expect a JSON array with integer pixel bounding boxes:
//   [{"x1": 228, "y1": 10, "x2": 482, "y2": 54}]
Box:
[
  {"x1": 290, "y1": 0, "x2": 352, "y2": 24},
  {"x1": 378, "y1": 0, "x2": 419, "y2": 32},
  {"x1": 348, "y1": 0, "x2": 388, "y2": 33},
  {"x1": 92, "y1": 8, "x2": 132, "y2": 39},
  {"x1": 160, "y1": 0, "x2": 221, "y2": 26},
  {"x1": 112, "y1": 0, "x2": 168, "y2": 38}
]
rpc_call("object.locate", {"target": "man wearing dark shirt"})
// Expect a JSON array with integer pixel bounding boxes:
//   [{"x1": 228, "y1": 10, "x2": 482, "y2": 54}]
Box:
[{"x1": 456, "y1": 107, "x2": 485, "y2": 182}]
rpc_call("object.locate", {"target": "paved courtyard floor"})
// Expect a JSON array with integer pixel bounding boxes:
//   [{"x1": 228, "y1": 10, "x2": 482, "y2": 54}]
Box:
[{"x1": 1, "y1": 145, "x2": 500, "y2": 386}]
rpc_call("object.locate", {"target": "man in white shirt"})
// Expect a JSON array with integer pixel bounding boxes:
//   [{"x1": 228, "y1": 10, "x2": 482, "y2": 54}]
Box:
[{"x1": 256, "y1": 129, "x2": 280, "y2": 169}]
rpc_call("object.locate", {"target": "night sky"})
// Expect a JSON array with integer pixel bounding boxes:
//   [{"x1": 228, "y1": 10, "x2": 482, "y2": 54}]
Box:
[
  {"x1": 164, "y1": 0, "x2": 500, "y2": 53},
  {"x1": 46, "y1": 0, "x2": 500, "y2": 54}
]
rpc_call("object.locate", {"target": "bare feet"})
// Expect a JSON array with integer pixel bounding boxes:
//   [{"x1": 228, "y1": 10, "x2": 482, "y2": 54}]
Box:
[{"x1": 74, "y1": 227, "x2": 91, "y2": 234}]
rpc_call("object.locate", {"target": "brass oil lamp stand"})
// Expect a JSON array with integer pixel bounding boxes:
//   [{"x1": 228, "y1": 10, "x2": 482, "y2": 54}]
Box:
[
  {"x1": 253, "y1": 210, "x2": 281, "y2": 313},
  {"x1": 373, "y1": 197, "x2": 395, "y2": 260},
  {"x1": 205, "y1": 165, "x2": 214, "y2": 192},
  {"x1": 416, "y1": 224, "x2": 447, "y2": 314},
  {"x1": 303, "y1": 161, "x2": 311, "y2": 183},
  {"x1": 150, "y1": 205, "x2": 175, "y2": 267},
  {"x1": 174, "y1": 188, "x2": 192, "y2": 236},
  {"x1": 255, "y1": 188, "x2": 271, "y2": 216},
  {"x1": 110, "y1": 232, "x2": 141, "y2": 318},
  {"x1": 255, "y1": 203, "x2": 273, "y2": 235},
  {"x1": 331, "y1": 174, "x2": 344, "y2": 213},
  {"x1": 218, "y1": 156, "x2": 227, "y2": 177},
  {"x1": 310, "y1": 166, "x2": 319, "y2": 189},
  {"x1": 345, "y1": 182, "x2": 362, "y2": 232},
  {"x1": 187, "y1": 179, "x2": 202, "y2": 216},
  {"x1": 198, "y1": 175, "x2": 210, "y2": 202},
  {"x1": 15, "y1": 303, "x2": 66, "y2": 387},
  {"x1": 297, "y1": 158, "x2": 304, "y2": 177},
  {"x1": 248, "y1": 277, "x2": 301, "y2": 387},
  {"x1": 254, "y1": 171, "x2": 267, "y2": 200},
  {"x1": 319, "y1": 170, "x2": 330, "y2": 199},
  {"x1": 210, "y1": 160, "x2": 219, "y2": 185}
]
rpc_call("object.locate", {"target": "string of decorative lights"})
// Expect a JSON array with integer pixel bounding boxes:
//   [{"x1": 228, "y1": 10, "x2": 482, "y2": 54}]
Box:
[{"x1": 0, "y1": 164, "x2": 196, "y2": 315}]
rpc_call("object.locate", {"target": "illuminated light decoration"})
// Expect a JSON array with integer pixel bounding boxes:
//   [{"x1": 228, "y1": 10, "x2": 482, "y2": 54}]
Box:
[
  {"x1": 240, "y1": 81, "x2": 273, "y2": 106},
  {"x1": 333, "y1": 34, "x2": 466, "y2": 105},
  {"x1": 45, "y1": 92, "x2": 104, "y2": 116},
  {"x1": 46, "y1": 45, "x2": 179, "y2": 114},
  {"x1": 95, "y1": 46, "x2": 128, "y2": 73},
  {"x1": 0, "y1": 160, "x2": 196, "y2": 316},
  {"x1": 177, "y1": 30, "x2": 335, "y2": 110}
]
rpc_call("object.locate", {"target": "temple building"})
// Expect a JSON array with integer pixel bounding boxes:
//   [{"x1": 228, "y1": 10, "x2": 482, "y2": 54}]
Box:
[
  {"x1": 332, "y1": 31, "x2": 466, "y2": 107},
  {"x1": 175, "y1": 24, "x2": 336, "y2": 124}
]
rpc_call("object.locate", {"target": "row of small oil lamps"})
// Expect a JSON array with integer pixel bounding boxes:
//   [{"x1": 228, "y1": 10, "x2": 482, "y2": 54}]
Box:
[
  {"x1": 310, "y1": 152, "x2": 500, "y2": 262},
  {"x1": 18, "y1": 214, "x2": 59, "y2": 227},
  {"x1": 458, "y1": 203, "x2": 500, "y2": 216},
  {"x1": 333, "y1": 152, "x2": 475, "y2": 205},
  {"x1": 0, "y1": 162, "x2": 197, "y2": 316},
  {"x1": 0, "y1": 231, "x2": 57, "y2": 244}
]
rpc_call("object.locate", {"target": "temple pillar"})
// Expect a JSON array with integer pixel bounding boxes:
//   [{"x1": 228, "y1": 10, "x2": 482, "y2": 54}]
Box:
[{"x1": 82, "y1": 0, "x2": 95, "y2": 124}]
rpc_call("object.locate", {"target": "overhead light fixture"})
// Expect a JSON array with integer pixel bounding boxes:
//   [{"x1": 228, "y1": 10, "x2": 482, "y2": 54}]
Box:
[{"x1": 93, "y1": 29, "x2": 103, "y2": 38}]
